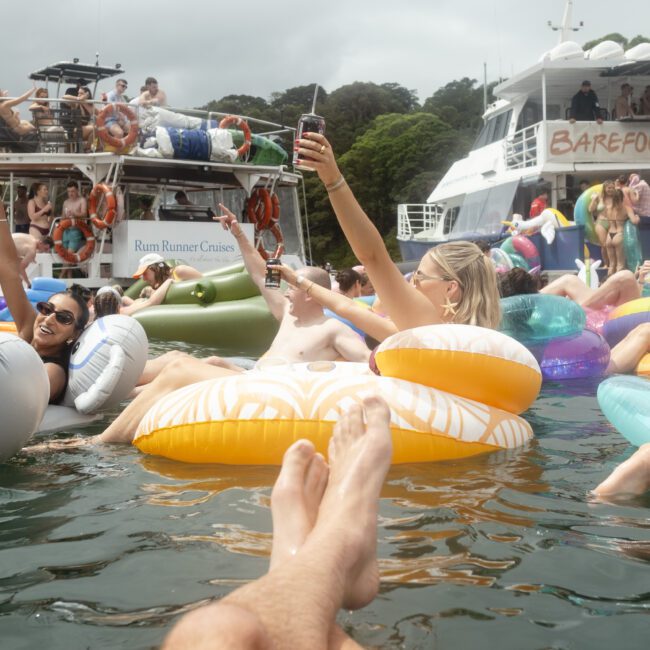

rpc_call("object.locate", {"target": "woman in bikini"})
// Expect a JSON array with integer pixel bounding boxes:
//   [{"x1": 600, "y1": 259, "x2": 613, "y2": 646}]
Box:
[
  {"x1": 0, "y1": 202, "x2": 89, "y2": 403},
  {"x1": 29, "y1": 88, "x2": 55, "y2": 127},
  {"x1": 589, "y1": 181, "x2": 613, "y2": 269},
  {"x1": 603, "y1": 186, "x2": 639, "y2": 274},
  {"x1": 27, "y1": 182, "x2": 53, "y2": 238}
]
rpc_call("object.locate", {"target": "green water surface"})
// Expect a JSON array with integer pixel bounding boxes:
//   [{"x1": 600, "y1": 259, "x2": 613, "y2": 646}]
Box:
[{"x1": 1, "y1": 341, "x2": 649, "y2": 649}]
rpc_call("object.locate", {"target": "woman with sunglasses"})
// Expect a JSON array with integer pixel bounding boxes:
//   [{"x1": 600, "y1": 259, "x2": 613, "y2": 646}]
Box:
[
  {"x1": 291, "y1": 134, "x2": 501, "y2": 335},
  {"x1": 0, "y1": 202, "x2": 89, "y2": 403}
]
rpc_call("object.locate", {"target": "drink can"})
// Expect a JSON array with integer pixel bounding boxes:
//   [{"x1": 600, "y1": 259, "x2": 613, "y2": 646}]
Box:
[
  {"x1": 265, "y1": 258, "x2": 282, "y2": 289},
  {"x1": 293, "y1": 113, "x2": 326, "y2": 171}
]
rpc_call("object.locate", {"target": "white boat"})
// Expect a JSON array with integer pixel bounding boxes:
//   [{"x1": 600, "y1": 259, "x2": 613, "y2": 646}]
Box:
[
  {"x1": 0, "y1": 61, "x2": 308, "y2": 288},
  {"x1": 397, "y1": 0, "x2": 650, "y2": 267}
]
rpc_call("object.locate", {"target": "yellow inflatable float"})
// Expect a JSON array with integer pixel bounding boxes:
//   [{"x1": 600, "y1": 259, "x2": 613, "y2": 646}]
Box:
[{"x1": 133, "y1": 325, "x2": 542, "y2": 464}]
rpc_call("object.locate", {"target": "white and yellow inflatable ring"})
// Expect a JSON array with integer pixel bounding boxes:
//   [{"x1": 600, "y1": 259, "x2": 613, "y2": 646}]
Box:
[{"x1": 133, "y1": 362, "x2": 533, "y2": 465}]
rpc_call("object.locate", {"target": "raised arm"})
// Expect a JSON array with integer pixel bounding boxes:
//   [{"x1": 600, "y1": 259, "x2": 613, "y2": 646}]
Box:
[
  {"x1": 4, "y1": 86, "x2": 35, "y2": 109},
  {"x1": 274, "y1": 263, "x2": 398, "y2": 342},
  {"x1": 0, "y1": 204, "x2": 36, "y2": 340},
  {"x1": 295, "y1": 133, "x2": 444, "y2": 330},
  {"x1": 215, "y1": 204, "x2": 287, "y2": 321}
]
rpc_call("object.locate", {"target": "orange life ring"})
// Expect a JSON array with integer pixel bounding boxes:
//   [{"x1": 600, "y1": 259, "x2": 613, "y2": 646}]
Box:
[
  {"x1": 219, "y1": 115, "x2": 252, "y2": 159},
  {"x1": 246, "y1": 188, "x2": 272, "y2": 230},
  {"x1": 52, "y1": 218, "x2": 96, "y2": 264},
  {"x1": 96, "y1": 103, "x2": 138, "y2": 150},
  {"x1": 256, "y1": 223, "x2": 284, "y2": 260},
  {"x1": 88, "y1": 183, "x2": 117, "y2": 230}
]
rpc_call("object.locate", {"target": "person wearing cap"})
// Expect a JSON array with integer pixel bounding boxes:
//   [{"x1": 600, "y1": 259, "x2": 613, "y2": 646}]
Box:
[
  {"x1": 131, "y1": 253, "x2": 202, "y2": 288},
  {"x1": 569, "y1": 81, "x2": 603, "y2": 123}
]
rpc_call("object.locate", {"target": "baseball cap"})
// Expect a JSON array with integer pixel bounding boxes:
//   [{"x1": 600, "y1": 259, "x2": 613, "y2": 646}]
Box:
[{"x1": 132, "y1": 253, "x2": 165, "y2": 278}]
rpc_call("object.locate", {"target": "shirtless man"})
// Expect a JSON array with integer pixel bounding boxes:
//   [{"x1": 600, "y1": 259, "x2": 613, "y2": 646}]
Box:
[
  {"x1": 11, "y1": 232, "x2": 52, "y2": 287},
  {"x1": 97, "y1": 204, "x2": 370, "y2": 444},
  {"x1": 138, "y1": 77, "x2": 168, "y2": 107}
]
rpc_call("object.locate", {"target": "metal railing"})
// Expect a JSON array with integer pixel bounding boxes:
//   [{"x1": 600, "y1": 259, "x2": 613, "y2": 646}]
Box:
[
  {"x1": 397, "y1": 203, "x2": 451, "y2": 239},
  {"x1": 504, "y1": 122, "x2": 540, "y2": 170}
]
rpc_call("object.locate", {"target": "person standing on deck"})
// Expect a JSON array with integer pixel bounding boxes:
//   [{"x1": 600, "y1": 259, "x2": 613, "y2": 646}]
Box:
[{"x1": 569, "y1": 81, "x2": 603, "y2": 123}]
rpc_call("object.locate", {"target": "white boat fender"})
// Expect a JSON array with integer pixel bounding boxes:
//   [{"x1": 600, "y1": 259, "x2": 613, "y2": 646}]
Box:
[
  {"x1": 64, "y1": 315, "x2": 148, "y2": 414},
  {"x1": 0, "y1": 333, "x2": 49, "y2": 461}
]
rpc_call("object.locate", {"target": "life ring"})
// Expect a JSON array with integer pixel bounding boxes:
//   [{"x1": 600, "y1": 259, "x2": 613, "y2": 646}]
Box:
[
  {"x1": 219, "y1": 115, "x2": 252, "y2": 159},
  {"x1": 52, "y1": 218, "x2": 96, "y2": 263},
  {"x1": 256, "y1": 222, "x2": 284, "y2": 260},
  {"x1": 88, "y1": 183, "x2": 117, "y2": 230},
  {"x1": 96, "y1": 103, "x2": 138, "y2": 150},
  {"x1": 246, "y1": 188, "x2": 281, "y2": 231}
]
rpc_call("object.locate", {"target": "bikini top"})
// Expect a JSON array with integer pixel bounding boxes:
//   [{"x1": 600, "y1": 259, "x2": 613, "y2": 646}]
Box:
[{"x1": 41, "y1": 349, "x2": 71, "y2": 404}]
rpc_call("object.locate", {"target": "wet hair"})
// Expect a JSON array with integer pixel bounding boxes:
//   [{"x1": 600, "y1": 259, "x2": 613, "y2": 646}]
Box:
[
  {"x1": 335, "y1": 268, "x2": 362, "y2": 293},
  {"x1": 302, "y1": 266, "x2": 332, "y2": 290},
  {"x1": 498, "y1": 267, "x2": 539, "y2": 298},
  {"x1": 28, "y1": 182, "x2": 47, "y2": 199},
  {"x1": 473, "y1": 239, "x2": 491, "y2": 254},
  {"x1": 426, "y1": 241, "x2": 501, "y2": 328},
  {"x1": 94, "y1": 290, "x2": 121, "y2": 318},
  {"x1": 147, "y1": 261, "x2": 171, "y2": 288},
  {"x1": 69, "y1": 283, "x2": 93, "y2": 304}
]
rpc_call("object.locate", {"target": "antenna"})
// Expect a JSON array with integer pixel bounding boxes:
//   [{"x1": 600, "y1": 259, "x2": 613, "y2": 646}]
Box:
[
  {"x1": 95, "y1": 52, "x2": 100, "y2": 66},
  {"x1": 547, "y1": 0, "x2": 583, "y2": 44}
]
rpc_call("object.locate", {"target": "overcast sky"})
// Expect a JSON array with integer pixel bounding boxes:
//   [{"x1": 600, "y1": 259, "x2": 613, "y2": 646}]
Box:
[{"x1": 3, "y1": 0, "x2": 648, "y2": 112}]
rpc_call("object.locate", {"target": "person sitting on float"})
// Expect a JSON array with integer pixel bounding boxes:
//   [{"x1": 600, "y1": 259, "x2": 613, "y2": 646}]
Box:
[
  {"x1": 292, "y1": 132, "x2": 501, "y2": 334},
  {"x1": 0, "y1": 202, "x2": 90, "y2": 403},
  {"x1": 130, "y1": 253, "x2": 203, "y2": 287}
]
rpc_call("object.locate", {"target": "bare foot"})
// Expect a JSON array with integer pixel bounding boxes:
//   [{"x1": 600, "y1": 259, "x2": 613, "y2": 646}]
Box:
[
  {"x1": 316, "y1": 395, "x2": 393, "y2": 610},
  {"x1": 269, "y1": 439, "x2": 328, "y2": 569},
  {"x1": 593, "y1": 443, "x2": 650, "y2": 498}
]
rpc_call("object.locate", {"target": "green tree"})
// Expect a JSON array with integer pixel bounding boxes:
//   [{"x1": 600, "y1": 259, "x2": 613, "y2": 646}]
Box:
[
  {"x1": 422, "y1": 77, "x2": 496, "y2": 133},
  {"x1": 323, "y1": 82, "x2": 418, "y2": 153},
  {"x1": 200, "y1": 94, "x2": 269, "y2": 119},
  {"x1": 583, "y1": 33, "x2": 628, "y2": 50},
  {"x1": 305, "y1": 112, "x2": 464, "y2": 266}
]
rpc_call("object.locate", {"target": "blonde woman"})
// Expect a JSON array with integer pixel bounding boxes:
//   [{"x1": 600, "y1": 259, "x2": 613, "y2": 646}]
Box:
[{"x1": 293, "y1": 134, "x2": 501, "y2": 332}]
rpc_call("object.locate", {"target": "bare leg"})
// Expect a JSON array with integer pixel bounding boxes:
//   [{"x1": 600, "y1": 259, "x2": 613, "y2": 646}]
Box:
[
  {"x1": 595, "y1": 222, "x2": 609, "y2": 268},
  {"x1": 581, "y1": 270, "x2": 640, "y2": 310},
  {"x1": 541, "y1": 274, "x2": 592, "y2": 303},
  {"x1": 593, "y1": 443, "x2": 650, "y2": 498},
  {"x1": 612, "y1": 231, "x2": 626, "y2": 274},
  {"x1": 163, "y1": 396, "x2": 392, "y2": 650},
  {"x1": 607, "y1": 322, "x2": 650, "y2": 374},
  {"x1": 97, "y1": 356, "x2": 237, "y2": 443}
]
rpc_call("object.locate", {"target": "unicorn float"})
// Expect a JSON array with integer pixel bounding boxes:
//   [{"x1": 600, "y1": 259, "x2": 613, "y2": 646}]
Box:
[{"x1": 503, "y1": 209, "x2": 569, "y2": 245}]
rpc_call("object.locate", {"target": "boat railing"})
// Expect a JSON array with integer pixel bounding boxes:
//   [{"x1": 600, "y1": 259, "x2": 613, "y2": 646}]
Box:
[
  {"x1": 504, "y1": 123, "x2": 540, "y2": 170},
  {"x1": 0, "y1": 95, "x2": 295, "y2": 154},
  {"x1": 397, "y1": 203, "x2": 449, "y2": 239}
]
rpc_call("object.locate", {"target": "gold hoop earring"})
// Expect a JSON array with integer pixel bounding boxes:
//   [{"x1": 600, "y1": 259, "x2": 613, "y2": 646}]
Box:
[{"x1": 441, "y1": 296, "x2": 458, "y2": 318}]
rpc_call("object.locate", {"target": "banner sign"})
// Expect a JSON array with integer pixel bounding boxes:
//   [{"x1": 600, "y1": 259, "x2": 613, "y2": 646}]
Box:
[
  {"x1": 546, "y1": 121, "x2": 650, "y2": 164},
  {"x1": 112, "y1": 221, "x2": 254, "y2": 277}
]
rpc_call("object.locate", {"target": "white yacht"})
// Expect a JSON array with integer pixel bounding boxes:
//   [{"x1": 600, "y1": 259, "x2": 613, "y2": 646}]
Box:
[
  {"x1": 397, "y1": 1, "x2": 650, "y2": 266},
  {"x1": 0, "y1": 61, "x2": 307, "y2": 287}
]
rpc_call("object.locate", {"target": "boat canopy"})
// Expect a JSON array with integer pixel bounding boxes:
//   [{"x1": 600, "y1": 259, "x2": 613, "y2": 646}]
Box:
[
  {"x1": 495, "y1": 42, "x2": 650, "y2": 104},
  {"x1": 29, "y1": 61, "x2": 123, "y2": 84}
]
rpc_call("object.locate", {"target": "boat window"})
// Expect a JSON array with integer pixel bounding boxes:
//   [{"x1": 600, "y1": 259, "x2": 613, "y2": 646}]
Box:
[
  {"x1": 448, "y1": 180, "x2": 519, "y2": 238},
  {"x1": 471, "y1": 110, "x2": 512, "y2": 150}
]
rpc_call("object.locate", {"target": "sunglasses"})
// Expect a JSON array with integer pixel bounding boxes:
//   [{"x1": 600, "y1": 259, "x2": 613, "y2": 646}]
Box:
[
  {"x1": 412, "y1": 270, "x2": 448, "y2": 284},
  {"x1": 36, "y1": 301, "x2": 76, "y2": 326}
]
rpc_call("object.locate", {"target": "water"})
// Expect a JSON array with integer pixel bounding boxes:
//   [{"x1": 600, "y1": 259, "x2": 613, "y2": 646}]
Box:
[{"x1": 1, "y1": 343, "x2": 649, "y2": 649}]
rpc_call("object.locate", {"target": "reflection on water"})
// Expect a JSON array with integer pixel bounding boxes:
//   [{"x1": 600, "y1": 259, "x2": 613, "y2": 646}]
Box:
[{"x1": 1, "y1": 363, "x2": 649, "y2": 648}]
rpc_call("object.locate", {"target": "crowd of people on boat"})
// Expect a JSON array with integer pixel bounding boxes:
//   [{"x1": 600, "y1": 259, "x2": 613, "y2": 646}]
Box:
[
  {"x1": 569, "y1": 79, "x2": 650, "y2": 122},
  {"x1": 2, "y1": 128, "x2": 650, "y2": 647},
  {"x1": 0, "y1": 76, "x2": 166, "y2": 153}
]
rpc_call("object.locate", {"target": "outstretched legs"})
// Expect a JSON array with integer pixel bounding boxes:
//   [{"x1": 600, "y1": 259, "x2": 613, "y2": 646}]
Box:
[{"x1": 163, "y1": 396, "x2": 393, "y2": 650}]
